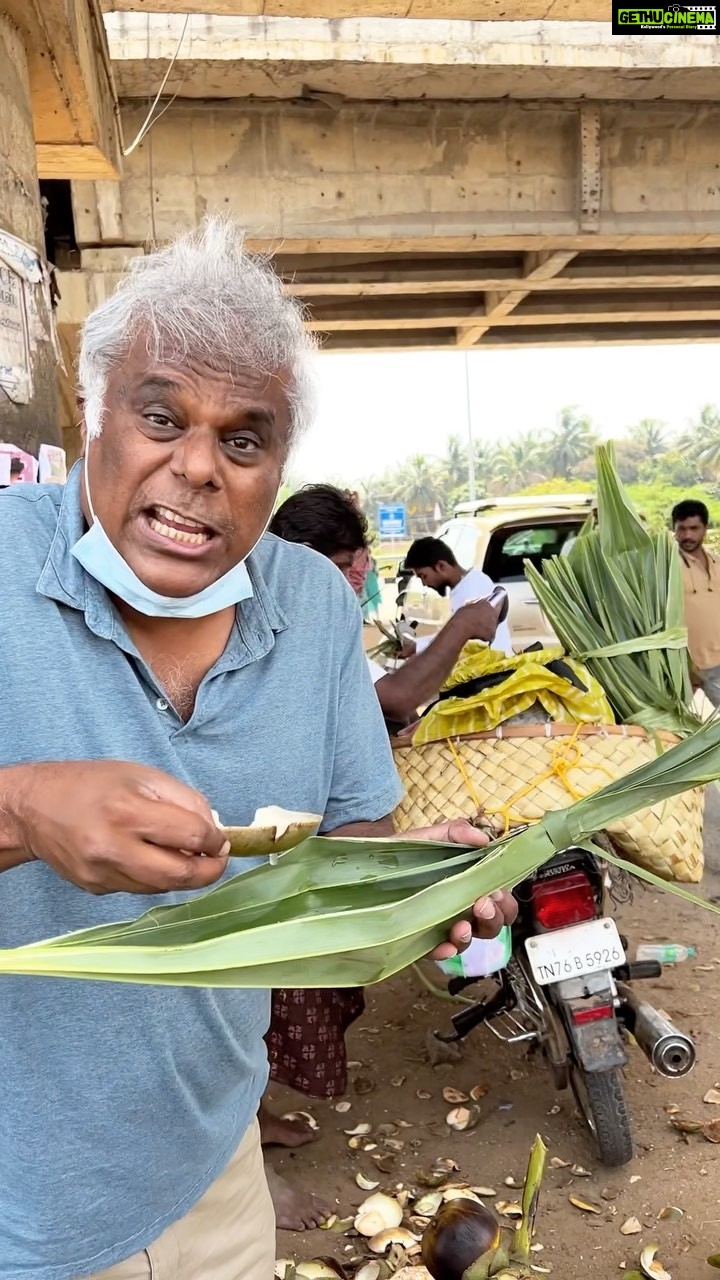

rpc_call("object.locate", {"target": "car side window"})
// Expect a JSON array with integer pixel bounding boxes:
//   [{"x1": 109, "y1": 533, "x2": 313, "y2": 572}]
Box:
[{"x1": 484, "y1": 522, "x2": 582, "y2": 582}]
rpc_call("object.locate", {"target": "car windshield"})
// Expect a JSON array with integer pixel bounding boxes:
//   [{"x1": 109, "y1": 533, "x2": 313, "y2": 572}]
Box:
[
  {"x1": 485, "y1": 522, "x2": 584, "y2": 582},
  {"x1": 434, "y1": 521, "x2": 479, "y2": 569}
]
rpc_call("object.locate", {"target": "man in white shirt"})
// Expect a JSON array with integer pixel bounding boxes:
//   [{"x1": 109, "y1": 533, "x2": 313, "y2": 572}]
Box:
[
  {"x1": 402, "y1": 536, "x2": 514, "y2": 658},
  {"x1": 270, "y1": 487, "x2": 502, "y2": 725}
]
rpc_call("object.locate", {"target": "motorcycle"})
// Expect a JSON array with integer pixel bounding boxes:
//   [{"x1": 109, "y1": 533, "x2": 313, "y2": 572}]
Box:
[
  {"x1": 391, "y1": 566, "x2": 697, "y2": 1165},
  {"x1": 432, "y1": 839, "x2": 697, "y2": 1167}
]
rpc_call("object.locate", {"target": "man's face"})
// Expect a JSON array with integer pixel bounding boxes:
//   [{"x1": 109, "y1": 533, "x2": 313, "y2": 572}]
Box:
[
  {"x1": 82, "y1": 341, "x2": 291, "y2": 598},
  {"x1": 674, "y1": 516, "x2": 707, "y2": 555},
  {"x1": 330, "y1": 548, "x2": 363, "y2": 588},
  {"x1": 414, "y1": 562, "x2": 450, "y2": 596}
]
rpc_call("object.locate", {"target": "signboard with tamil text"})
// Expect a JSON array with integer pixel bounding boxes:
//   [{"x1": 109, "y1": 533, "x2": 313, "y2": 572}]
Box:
[{"x1": 377, "y1": 504, "x2": 407, "y2": 539}]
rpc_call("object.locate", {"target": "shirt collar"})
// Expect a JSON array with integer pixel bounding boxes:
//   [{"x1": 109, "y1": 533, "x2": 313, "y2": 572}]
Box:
[
  {"x1": 680, "y1": 546, "x2": 717, "y2": 569},
  {"x1": 35, "y1": 461, "x2": 288, "y2": 642}
]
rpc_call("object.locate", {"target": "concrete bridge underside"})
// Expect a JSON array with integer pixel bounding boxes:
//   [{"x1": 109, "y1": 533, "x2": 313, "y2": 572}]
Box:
[{"x1": 60, "y1": 94, "x2": 720, "y2": 359}]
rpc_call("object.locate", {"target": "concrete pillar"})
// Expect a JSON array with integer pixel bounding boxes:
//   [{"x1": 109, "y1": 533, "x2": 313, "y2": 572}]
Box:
[{"x1": 0, "y1": 13, "x2": 60, "y2": 455}]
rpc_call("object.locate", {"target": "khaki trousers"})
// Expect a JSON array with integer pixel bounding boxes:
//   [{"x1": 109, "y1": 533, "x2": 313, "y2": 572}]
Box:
[{"x1": 85, "y1": 1122, "x2": 275, "y2": 1280}]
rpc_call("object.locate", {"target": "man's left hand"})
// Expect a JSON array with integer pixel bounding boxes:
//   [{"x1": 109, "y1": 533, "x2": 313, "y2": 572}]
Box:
[{"x1": 403, "y1": 817, "x2": 517, "y2": 961}]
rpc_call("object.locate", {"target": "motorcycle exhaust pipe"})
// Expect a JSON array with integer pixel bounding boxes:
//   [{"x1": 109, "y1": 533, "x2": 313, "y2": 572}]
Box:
[{"x1": 619, "y1": 985, "x2": 696, "y2": 1078}]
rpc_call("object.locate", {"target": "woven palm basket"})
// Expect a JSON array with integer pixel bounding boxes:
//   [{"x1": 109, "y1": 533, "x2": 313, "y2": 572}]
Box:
[{"x1": 391, "y1": 723, "x2": 704, "y2": 884}]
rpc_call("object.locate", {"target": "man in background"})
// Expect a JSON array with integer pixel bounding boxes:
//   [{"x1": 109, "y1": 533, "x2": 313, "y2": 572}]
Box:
[
  {"x1": 402, "y1": 535, "x2": 514, "y2": 658},
  {"x1": 264, "y1": 483, "x2": 512, "y2": 1231},
  {"x1": 270, "y1": 485, "x2": 502, "y2": 727},
  {"x1": 673, "y1": 499, "x2": 720, "y2": 706}
]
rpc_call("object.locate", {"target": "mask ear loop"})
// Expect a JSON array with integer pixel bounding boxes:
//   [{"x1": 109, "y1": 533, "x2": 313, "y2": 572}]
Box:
[{"x1": 83, "y1": 441, "x2": 97, "y2": 525}]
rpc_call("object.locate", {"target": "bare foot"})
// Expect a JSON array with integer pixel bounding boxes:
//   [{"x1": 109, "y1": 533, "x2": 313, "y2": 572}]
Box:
[
  {"x1": 266, "y1": 1165, "x2": 332, "y2": 1232},
  {"x1": 259, "y1": 1102, "x2": 319, "y2": 1149}
]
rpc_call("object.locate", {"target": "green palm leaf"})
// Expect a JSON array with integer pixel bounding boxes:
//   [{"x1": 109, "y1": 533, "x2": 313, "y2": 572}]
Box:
[
  {"x1": 2, "y1": 718, "x2": 720, "y2": 987},
  {"x1": 526, "y1": 442, "x2": 699, "y2": 735}
]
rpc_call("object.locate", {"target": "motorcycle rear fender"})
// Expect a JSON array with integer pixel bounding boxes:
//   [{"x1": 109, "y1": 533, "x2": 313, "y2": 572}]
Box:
[{"x1": 561, "y1": 996, "x2": 628, "y2": 1072}]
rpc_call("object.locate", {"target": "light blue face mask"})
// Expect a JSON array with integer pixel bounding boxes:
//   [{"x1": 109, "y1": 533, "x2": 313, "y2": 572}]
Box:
[{"x1": 71, "y1": 447, "x2": 265, "y2": 618}]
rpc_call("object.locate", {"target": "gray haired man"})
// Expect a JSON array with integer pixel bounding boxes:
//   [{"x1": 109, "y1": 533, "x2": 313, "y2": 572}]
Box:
[{"x1": 0, "y1": 219, "x2": 515, "y2": 1280}]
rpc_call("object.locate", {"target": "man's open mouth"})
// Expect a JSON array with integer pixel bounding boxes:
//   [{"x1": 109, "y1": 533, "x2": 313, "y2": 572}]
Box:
[{"x1": 145, "y1": 505, "x2": 215, "y2": 547}]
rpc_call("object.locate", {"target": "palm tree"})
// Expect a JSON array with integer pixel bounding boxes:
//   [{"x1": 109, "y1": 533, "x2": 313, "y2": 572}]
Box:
[
  {"x1": 442, "y1": 434, "x2": 469, "y2": 491},
  {"x1": 494, "y1": 434, "x2": 547, "y2": 493},
  {"x1": 683, "y1": 404, "x2": 720, "y2": 475},
  {"x1": 357, "y1": 476, "x2": 385, "y2": 516},
  {"x1": 544, "y1": 406, "x2": 597, "y2": 480},
  {"x1": 473, "y1": 441, "x2": 502, "y2": 496},
  {"x1": 398, "y1": 453, "x2": 443, "y2": 527},
  {"x1": 629, "y1": 417, "x2": 669, "y2": 460}
]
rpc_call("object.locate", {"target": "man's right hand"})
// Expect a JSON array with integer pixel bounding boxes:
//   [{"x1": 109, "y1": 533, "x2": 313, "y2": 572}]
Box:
[
  {"x1": 453, "y1": 598, "x2": 502, "y2": 643},
  {"x1": 1, "y1": 761, "x2": 230, "y2": 895}
]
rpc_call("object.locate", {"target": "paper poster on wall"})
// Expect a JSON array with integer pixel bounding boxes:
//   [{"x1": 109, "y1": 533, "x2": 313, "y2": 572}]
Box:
[
  {"x1": 0, "y1": 443, "x2": 38, "y2": 484},
  {"x1": 0, "y1": 229, "x2": 60, "y2": 405},
  {"x1": 0, "y1": 256, "x2": 31, "y2": 403},
  {"x1": 38, "y1": 443, "x2": 67, "y2": 484}
]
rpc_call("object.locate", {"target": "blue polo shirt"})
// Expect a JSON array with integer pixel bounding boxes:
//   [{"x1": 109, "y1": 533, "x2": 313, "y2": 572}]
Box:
[{"x1": 0, "y1": 468, "x2": 403, "y2": 1280}]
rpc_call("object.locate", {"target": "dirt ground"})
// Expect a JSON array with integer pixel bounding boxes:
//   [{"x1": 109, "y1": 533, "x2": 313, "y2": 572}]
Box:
[{"x1": 270, "y1": 876, "x2": 720, "y2": 1280}]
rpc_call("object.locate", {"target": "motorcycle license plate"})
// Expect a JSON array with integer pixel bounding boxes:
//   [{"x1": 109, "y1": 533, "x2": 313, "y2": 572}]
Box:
[{"x1": 525, "y1": 918, "x2": 625, "y2": 986}]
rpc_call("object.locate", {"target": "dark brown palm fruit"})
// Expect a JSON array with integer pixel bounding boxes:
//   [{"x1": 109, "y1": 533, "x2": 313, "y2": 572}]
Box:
[{"x1": 421, "y1": 1198, "x2": 501, "y2": 1280}]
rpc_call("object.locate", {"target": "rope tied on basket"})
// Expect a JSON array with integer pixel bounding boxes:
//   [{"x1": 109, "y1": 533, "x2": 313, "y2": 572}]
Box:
[
  {"x1": 446, "y1": 726, "x2": 618, "y2": 836},
  {"x1": 392, "y1": 725, "x2": 705, "y2": 883}
]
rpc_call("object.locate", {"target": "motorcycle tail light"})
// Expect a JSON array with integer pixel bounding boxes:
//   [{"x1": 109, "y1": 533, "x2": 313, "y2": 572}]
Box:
[
  {"x1": 531, "y1": 871, "x2": 597, "y2": 930},
  {"x1": 572, "y1": 1004, "x2": 614, "y2": 1026}
]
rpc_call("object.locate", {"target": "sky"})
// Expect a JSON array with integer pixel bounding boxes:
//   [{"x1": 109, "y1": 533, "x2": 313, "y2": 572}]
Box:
[{"x1": 290, "y1": 344, "x2": 716, "y2": 485}]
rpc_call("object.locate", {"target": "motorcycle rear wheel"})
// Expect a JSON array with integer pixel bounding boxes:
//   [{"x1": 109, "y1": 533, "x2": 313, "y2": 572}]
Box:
[{"x1": 570, "y1": 1065, "x2": 634, "y2": 1167}]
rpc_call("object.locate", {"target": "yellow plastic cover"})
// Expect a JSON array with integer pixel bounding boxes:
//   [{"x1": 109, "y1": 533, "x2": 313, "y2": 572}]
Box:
[{"x1": 413, "y1": 644, "x2": 614, "y2": 746}]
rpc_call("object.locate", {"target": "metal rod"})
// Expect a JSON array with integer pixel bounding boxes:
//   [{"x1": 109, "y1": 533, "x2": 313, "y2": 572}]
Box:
[{"x1": 463, "y1": 352, "x2": 477, "y2": 504}]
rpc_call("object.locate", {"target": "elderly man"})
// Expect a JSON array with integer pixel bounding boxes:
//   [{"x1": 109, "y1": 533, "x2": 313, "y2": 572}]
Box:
[{"x1": 0, "y1": 219, "x2": 515, "y2": 1280}]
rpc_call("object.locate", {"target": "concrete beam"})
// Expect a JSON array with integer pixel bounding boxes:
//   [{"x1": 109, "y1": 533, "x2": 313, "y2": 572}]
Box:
[
  {"x1": 457, "y1": 250, "x2": 576, "y2": 346},
  {"x1": 56, "y1": 254, "x2": 720, "y2": 346},
  {"x1": 59, "y1": 248, "x2": 720, "y2": 302},
  {"x1": 316, "y1": 322, "x2": 720, "y2": 351},
  {"x1": 104, "y1": 15, "x2": 720, "y2": 102},
  {"x1": 4, "y1": 0, "x2": 122, "y2": 178},
  {"x1": 267, "y1": 252, "x2": 720, "y2": 295},
  {"x1": 293, "y1": 288, "x2": 720, "y2": 329},
  {"x1": 70, "y1": 99, "x2": 720, "y2": 250},
  {"x1": 102, "y1": 1, "x2": 610, "y2": 20}
]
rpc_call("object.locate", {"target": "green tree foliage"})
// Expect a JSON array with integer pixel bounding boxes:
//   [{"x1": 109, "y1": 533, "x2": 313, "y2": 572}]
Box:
[
  {"x1": 544, "y1": 406, "x2": 597, "y2": 479},
  {"x1": 680, "y1": 403, "x2": 720, "y2": 477},
  {"x1": 337, "y1": 406, "x2": 720, "y2": 537},
  {"x1": 629, "y1": 417, "x2": 669, "y2": 459}
]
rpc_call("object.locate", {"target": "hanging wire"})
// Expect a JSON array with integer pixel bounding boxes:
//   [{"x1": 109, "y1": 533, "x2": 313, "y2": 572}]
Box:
[
  {"x1": 123, "y1": 13, "x2": 190, "y2": 157},
  {"x1": 145, "y1": 15, "x2": 156, "y2": 245}
]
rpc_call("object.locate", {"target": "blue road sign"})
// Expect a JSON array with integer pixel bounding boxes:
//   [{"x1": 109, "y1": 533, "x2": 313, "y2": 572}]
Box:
[{"x1": 378, "y1": 504, "x2": 407, "y2": 538}]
